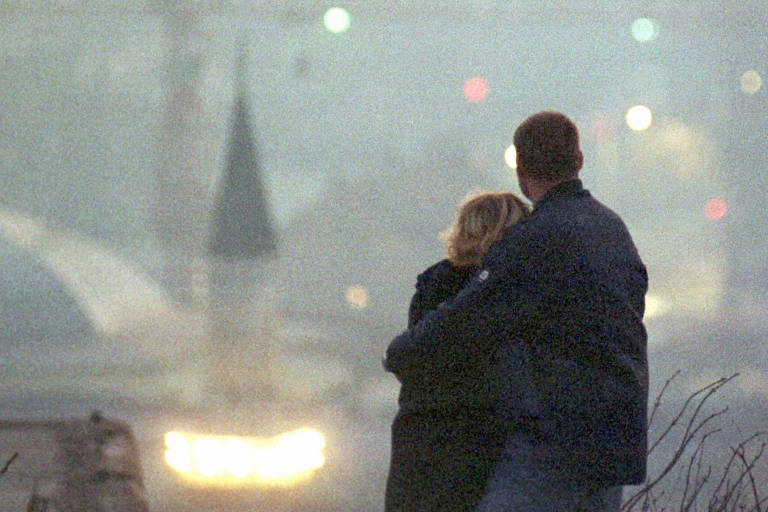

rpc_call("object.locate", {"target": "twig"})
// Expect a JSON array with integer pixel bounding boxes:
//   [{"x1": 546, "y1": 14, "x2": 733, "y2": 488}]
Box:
[
  {"x1": 680, "y1": 428, "x2": 717, "y2": 512},
  {"x1": 648, "y1": 374, "x2": 737, "y2": 457},
  {"x1": 623, "y1": 374, "x2": 740, "y2": 511},
  {"x1": 648, "y1": 370, "x2": 682, "y2": 433},
  {"x1": 711, "y1": 433, "x2": 767, "y2": 512},
  {"x1": 0, "y1": 452, "x2": 19, "y2": 475},
  {"x1": 732, "y1": 440, "x2": 766, "y2": 512},
  {"x1": 711, "y1": 448, "x2": 745, "y2": 510},
  {"x1": 625, "y1": 407, "x2": 728, "y2": 510}
]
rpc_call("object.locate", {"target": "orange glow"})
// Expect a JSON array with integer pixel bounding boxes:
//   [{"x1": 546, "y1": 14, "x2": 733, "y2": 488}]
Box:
[{"x1": 704, "y1": 198, "x2": 727, "y2": 221}]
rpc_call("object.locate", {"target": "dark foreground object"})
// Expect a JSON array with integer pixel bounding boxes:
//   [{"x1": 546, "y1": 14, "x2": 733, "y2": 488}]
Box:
[
  {"x1": 385, "y1": 407, "x2": 505, "y2": 512},
  {"x1": 0, "y1": 412, "x2": 149, "y2": 512}
]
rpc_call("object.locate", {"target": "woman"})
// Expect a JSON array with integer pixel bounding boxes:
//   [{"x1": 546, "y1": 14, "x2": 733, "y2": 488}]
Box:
[{"x1": 384, "y1": 191, "x2": 530, "y2": 512}]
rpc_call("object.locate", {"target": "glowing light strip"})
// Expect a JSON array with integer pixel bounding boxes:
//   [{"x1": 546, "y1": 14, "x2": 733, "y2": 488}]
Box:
[{"x1": 164, "y1": 428, "x2": 326, "y2": 486}]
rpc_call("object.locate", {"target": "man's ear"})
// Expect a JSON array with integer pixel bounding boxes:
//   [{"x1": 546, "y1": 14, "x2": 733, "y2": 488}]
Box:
[
  {"x1": 515, "y1": 160, "x2": 526, "y2": 179},
  {"x1": 515, "y1": 164, "x2": 531, "y2": 200},
  {"x1": 575, "y1": 150, "x2": 584, "y2": 172}
]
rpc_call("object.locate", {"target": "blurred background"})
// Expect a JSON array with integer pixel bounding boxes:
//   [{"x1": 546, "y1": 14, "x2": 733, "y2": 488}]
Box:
[{"x1": 0, "y1": 1, "x2": 766, "y2": 510}]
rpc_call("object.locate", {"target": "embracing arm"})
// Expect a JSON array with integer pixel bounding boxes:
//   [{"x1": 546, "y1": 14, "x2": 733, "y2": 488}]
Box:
[
  {"x1": 406, "y1": 263, "x2": 444, "y2": 330},
  {"x1": 384, "y1": 243, "x2": 526, "y2": 378}
]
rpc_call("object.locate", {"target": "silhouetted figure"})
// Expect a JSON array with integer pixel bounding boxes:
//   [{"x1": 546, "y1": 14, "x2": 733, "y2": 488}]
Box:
[{"x1": 206, "y1": 41, "x2": 279, "y2": 405}]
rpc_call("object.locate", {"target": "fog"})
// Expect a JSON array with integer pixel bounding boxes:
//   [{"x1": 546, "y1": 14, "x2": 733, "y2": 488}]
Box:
[{"x1": 1, "y1": 2, "x2": 767, "y2": 510}]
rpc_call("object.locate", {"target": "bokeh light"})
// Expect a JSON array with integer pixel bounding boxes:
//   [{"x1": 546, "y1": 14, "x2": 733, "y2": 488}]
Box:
[
  {"x1": 704, "y1": 198, "x2": 727, "y2": 221},
  {"x1": 323, "y1": 7, "x2": 351, "y2": 34},
  {"x1": 625, "y1": 105, "x2": 653, "y2": 131},
  {"x1": 644, "y1": 293, "x2": 669, "y2": 320},
  {"x1": 346, "y1": 285, "x2": 369, "y2": 309},
  {"x1": 463, "y1": 77, "x2": 488, "y2": 103},
  {"x1": 659, "y1": 120, "x2": 711, "y2": 180},
  {"x1": 631, "y1": 18, "x2": 659, "y2": 42},
  {"x1": 164, "y1": 432, "x2": 192, "y2": 473},
  {"x1": 586, "y1": 112, "x2": 615, "y2": 145},
  {"x1": 504, "y1": 144, "x2": 517, "y2": 169},
  {"x1": 740, "y1": 70, "x2": 762, "y2": 95},
  {"x1": 194, "y1": 438, "x2": 223, "y2": 477}
]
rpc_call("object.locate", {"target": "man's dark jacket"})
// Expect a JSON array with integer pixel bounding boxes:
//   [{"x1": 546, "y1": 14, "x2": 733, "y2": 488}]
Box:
[
  {"x1": 396, "y1": 260, "x2": 482, "y2": 413},
  {"x1": 385, "y1": 179, "x2": 649, "y2": 485}
]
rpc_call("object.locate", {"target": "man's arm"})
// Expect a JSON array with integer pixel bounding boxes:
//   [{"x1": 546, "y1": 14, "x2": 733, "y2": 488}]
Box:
[{"x1": 384, "y1": 241, "x2": 526, "y2": 377}]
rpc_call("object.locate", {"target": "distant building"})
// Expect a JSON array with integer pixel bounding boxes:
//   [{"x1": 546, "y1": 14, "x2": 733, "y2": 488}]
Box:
[
  {"x1": 205, "y1": 43, "x2": 281, "y2": 406},
  {"x1": 153, "y1": 4, "x2": 218, "y2": 305}
]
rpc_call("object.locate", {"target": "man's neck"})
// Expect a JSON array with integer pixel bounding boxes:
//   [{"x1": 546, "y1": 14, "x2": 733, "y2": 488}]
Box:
[{"x1": 527, "y1": 177, "x2": 578, "y2": 204}]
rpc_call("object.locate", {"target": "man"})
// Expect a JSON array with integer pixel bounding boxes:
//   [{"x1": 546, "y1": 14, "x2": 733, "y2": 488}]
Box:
[{"x1": 385, "y1": 111, "x2": 648, "y2": 511}]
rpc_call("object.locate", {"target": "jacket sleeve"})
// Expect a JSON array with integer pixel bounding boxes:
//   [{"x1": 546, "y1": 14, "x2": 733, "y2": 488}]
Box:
[
  {"x1": 405, "y1": 260, "x2": 462, "y2": 329},
  {"x1": 384, "y1": 240, "x2": 527, "y2": 377},
  {"x1": 406, "y1": 268, "x2": 436, "y2": 330}
]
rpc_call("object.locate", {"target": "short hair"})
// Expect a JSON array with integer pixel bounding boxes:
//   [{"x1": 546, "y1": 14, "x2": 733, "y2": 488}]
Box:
[
  {"x1": 441, "y1": 191, "x2": 531, "y2": 267},
  {"x1": 513, "y1": 111, "x2": 583, "y2": 181}
]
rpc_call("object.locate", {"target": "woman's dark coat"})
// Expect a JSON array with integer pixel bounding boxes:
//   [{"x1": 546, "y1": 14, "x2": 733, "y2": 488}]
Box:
[{"x1": 384, "y1": 259, "x2": 506, "y2": 512}]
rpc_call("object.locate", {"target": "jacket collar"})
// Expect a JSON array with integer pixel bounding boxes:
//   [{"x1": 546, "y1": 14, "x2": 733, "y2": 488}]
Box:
[{"x1": 533, "y1": 179, "x2": 587, "y2": 211}]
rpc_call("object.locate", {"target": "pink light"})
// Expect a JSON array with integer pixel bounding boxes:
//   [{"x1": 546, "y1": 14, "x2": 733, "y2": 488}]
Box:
[
  {"x1": 586, "y1": 112, "x2": 615, "y2": 144},
  {"x1": 463, "y1": 77, "x2": 488, "y2": 103},
  {"x1": 704, "y1": 198, "x2": 727, "y2": 221}
]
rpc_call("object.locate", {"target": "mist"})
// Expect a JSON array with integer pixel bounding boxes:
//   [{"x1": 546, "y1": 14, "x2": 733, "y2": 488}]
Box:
[{"x1": 1, "y1": 2, "x2": 767, "y2": 510}]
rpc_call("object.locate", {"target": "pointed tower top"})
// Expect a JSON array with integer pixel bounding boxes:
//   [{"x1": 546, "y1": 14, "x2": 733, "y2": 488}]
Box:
[
  {"x1": 207, "y1": 40, "x2": 277, "y2": 261},
  {"x1": 234, "y1": 33, "x2": 248, "y2": 97}
]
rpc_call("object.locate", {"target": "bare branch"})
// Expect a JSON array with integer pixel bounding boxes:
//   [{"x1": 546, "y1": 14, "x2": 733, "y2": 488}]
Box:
[
  {"x1": 732, "y1": 440, "x2": 766, "y2": 512},
  {"x1": 0, "y1": 452, "x2": 19, "y2": 476},
  {"x1": 625, "y1": 407, "x2": 728, "y2": 510},
  {"x1": 648, "y1": 374, "x2": 737, "y2": 458},
  {"x1": 680, "y1": 428, "x2": 717, "y2": 512},
  {"x1": 711, "y1": 434, "x2": 766, "y2": 512},
  {"x1": 681, "y1": 465, "x2": 710, "y2": 512},
  {"x1": 710, "y1": 444, "x2": 748, "y2": 511},
  {"x1": 622, "y1": 373, "x2": 759, "y2": 512},
  {"x1": 648, "y1": 369, "x2": 682, "y2": 433}
]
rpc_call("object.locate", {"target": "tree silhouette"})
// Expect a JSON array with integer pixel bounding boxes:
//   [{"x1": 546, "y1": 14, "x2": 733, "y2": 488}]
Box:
[{"x1": 622, "y1": 372, "x2": 767, "y2": 512}]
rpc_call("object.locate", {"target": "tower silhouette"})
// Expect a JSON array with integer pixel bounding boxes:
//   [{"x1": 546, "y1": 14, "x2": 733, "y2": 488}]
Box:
[
  {"x1": 205, "y1": 39, "x2": 280, "y2": 405},
  {"x1": 208, "y1": 43, "x2": 277, "y2": 261}
]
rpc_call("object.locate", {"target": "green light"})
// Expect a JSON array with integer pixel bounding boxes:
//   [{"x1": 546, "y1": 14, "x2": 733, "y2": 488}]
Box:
[
  {"x1": 632, "y1": 18, "x2": 659, "y2": 42},
  {"x1": 324, "y1": 7, "x2": 351, "y2": 34}
]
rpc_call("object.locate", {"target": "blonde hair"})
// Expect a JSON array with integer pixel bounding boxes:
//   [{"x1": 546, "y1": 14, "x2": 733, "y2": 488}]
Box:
[{"x1": 441, "y1": 191, "x2": 530, "y2": 267}]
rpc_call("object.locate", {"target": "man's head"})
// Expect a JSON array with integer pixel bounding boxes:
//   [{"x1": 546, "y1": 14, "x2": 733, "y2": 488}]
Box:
[{"x1": 513, "y1": 111, "x2": 583, "y2": 200}]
